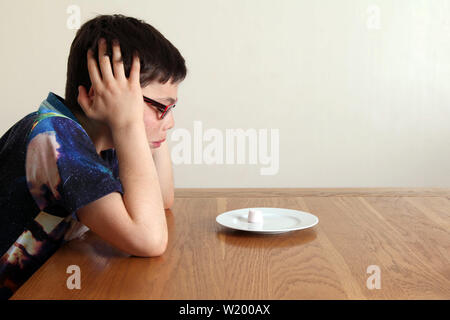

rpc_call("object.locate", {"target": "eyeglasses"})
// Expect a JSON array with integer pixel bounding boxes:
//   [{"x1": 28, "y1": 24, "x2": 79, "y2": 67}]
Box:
[{"x1": 143, "y1": 95, "x2": 177, "y2": 120}]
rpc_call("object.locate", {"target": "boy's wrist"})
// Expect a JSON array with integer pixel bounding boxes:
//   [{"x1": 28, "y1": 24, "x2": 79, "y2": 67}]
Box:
[
  {"x1": 110, "y1": 122, "x2": 147, "y2": 146},
  {"x1": 110, "y1": 121, "x2": 145, "y2": 134}
]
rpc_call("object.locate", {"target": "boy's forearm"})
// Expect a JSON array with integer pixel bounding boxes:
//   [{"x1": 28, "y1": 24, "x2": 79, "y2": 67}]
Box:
[
  {"x1": 152, "y1": 140, "x2": 174, "y2": 209},
  {"x1": 111, "y1": 123, "x2": 167, "y2": 241}
]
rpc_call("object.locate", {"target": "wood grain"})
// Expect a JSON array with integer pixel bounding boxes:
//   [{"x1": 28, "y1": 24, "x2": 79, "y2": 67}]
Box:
[
  {"x1": 175, "y1": 188, "x2": 450, "y2": 198},
  {"x1": 11, "y1": 189, "x2": 450, "y2": 299}
]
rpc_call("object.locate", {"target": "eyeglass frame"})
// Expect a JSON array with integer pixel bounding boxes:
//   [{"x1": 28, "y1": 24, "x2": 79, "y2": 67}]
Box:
[{"x1": 143, "y1": 95, "x2": 177, "y2": 119}]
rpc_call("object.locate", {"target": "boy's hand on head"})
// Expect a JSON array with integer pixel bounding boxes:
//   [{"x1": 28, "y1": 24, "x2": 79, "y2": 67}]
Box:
[{"x1": 77, "y1": 38, "x2": 144, "y2": 130}]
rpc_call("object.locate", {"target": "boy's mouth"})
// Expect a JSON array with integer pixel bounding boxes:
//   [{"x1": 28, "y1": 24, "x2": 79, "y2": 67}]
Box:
[{"x1": 151, "y1": 138, "x2": 165, "y2": 147}]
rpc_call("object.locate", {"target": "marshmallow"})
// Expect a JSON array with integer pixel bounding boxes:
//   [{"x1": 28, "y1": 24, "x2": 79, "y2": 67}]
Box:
[{"x1": 248, "y1": 209, "x2": 263, "y2": 224}]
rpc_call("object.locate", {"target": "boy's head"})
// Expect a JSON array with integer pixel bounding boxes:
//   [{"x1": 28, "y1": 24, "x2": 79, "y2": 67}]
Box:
[{"x1": 65, "y1": 14, "x2": 187, "y2": 119}]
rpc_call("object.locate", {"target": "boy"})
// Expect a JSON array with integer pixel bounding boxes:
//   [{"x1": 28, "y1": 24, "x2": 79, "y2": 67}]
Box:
[{"x1": 0, "y1": 14, "x2": 187, "y2": 299}]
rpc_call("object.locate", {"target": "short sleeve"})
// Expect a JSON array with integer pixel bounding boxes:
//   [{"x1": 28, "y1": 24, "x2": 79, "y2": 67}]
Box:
[{"x1": 25, "y1": 116, "x2": 123, "y2": 221}]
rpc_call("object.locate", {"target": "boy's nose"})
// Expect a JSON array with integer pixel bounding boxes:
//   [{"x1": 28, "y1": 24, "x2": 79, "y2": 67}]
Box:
[{"x1": 163, "y1": 112, "x2": 174, "y2": 131}]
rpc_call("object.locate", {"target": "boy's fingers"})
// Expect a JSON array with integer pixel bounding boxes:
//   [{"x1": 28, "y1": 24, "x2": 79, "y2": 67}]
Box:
[
  {"x1": 112, "y1": 39, "x2": 125, "y2": 80},
  {"x1": 87, "y1": 49, "x2": 103, "y2": 91},
  {"x1": 98, "y1": 38, "x2": 115, "y2": 84},
  {"x1": 129, "y1": 51, "x2": 141, "y2": 85}
]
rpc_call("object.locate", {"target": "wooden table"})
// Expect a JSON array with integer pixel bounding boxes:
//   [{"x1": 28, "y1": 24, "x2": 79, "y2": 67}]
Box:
[{"x1": 11, "y1": 188, "x2": 450, "y2": 299}]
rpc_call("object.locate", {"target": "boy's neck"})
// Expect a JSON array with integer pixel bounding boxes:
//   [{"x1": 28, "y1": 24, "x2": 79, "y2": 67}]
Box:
[{"x1": 73, "y1": 111, "x2": 114, "y2": 155}]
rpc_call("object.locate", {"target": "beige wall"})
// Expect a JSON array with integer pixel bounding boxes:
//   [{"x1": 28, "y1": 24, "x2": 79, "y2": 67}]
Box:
[{"x1": 1, "y1": 0, "x2": 449, "y2": 187}]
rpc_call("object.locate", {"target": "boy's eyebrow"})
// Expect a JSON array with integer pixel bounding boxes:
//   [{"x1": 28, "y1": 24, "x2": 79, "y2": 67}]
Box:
[{"x1": 159, "y1": 97, "x2": 177, "y2": 105}]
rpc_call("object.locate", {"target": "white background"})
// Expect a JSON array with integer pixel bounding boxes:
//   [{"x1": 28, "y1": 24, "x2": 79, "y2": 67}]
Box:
[{"x1": 0, "y1": 0, "x2": 448, "y2": 187}]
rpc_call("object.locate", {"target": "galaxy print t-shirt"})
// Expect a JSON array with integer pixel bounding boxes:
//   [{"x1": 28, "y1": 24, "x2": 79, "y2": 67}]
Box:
[{"x1": 0, "y1": 92, "x2": 123, "y2": 299}]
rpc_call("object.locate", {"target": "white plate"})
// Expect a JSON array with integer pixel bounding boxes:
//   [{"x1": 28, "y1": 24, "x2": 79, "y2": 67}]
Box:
[{"x1": 216, "y1": 207, "x2": 319, "y2": 234}]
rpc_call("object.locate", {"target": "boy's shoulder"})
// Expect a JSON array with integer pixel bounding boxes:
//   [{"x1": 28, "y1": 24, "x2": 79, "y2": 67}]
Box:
[
  {"x1": 27, "y1": 112, "x2": 99, "y2": 156},
  {"x1": 27, "y1": 91, "x2": 92, "y2": 146},
  {"x1": 28, "y1": 112, "x2": 87, "y2": 141}
]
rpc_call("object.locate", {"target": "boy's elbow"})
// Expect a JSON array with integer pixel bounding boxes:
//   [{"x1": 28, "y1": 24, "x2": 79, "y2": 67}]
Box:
[
  {"x1": 153, "y1": 235, "x2": 168, "y2": 256},
  {"x1": 141, "y1": 233, "x2": 168, "y2": 257},
  {"x1": 129, "y1": 223, "x2": 168, "y2": 257}
]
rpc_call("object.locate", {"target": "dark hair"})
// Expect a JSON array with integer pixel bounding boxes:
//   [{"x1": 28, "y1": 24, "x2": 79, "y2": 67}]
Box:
[{"x1": 64, "y1": 14, "x2": 187, "y2": 116}]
